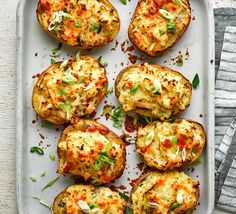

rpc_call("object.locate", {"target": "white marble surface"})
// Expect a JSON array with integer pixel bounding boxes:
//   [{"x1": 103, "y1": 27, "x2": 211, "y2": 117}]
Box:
[{"x1": 0, "y1": 0, "x2": 235, "y2": 213}]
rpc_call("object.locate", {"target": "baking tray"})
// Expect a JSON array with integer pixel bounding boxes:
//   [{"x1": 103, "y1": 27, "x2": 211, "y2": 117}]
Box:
[{"x1": 16, "y1": 0, "x2": 215, "y2": 213}]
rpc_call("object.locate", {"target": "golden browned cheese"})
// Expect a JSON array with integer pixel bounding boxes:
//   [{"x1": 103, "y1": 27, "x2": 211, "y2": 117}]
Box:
[
  {"x1": 115, "y1": 63, "x2": 192, "y2": 120},
  {"x1": 130, "y1": 171, "x2": 200, "y2": 214},
  {"x1": 37, "y1": 0, "x2": 120, "y2": 48},
  {"x1": 128, "y1": 0, "x2": 191, "y2": 57},
  {"x1": 136, "y1": 119, "x2": 206, "y2": 170},
  {"x1": 57, "y1": 119, "x2": 126, "y2": 185},
  {"x1": 53, "y1": 184, "x2": 126, "y2": 214},
  {"x1": 32, "y1": 56, "x2": 108, "y2": 125}
]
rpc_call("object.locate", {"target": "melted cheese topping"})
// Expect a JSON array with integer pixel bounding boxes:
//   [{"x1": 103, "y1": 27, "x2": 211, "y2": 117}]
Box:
[
  {"x1": 129, "y1": 0, "x2": 191, "y2": 56},
  {"x1": 131, "y1": 171, "x2": 199, "y2": 214},
  {"x1": 32, "y1": 56, "x2": 107, "y2": 125},
  {"x1": 136, "y1": 119, "x2": 205, "y2": 170},
  {"x1": 37, "y1": 0, "x2": 120, "y2": 48},
  {"x1": 116, "y1": 63, "x2": 191, "y2": 119},
  {"x1": 54, "y1": 184, "x2": 126, "y2": 214},
  {"x1": 57, "y1": 120, "x2": 126, "y2": 184}
]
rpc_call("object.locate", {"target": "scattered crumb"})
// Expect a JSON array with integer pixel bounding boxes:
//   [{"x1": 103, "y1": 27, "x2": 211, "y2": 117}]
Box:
[
  {"x1": 137, "y1": 162, "x2": 145, "y2": 171},
  {"x1": 128, "y1": 54, "x2": 138, "y2": 64},
  {"x1": 32, "y1": 73, "x2": 40, "y2": 79},
  {"x1": 39, "y1": 133, "x2": 45, "y2": 140}
]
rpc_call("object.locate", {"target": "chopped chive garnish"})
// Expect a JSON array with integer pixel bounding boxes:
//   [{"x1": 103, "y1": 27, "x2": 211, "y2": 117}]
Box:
[
  {"x1": 90, "y1": 180, "x2": 101, "y2": 186},
  {"x1": 99, "y1": 154, "x2": 113, "y2": 163},
  {"x1": 49, "y1": 152, "x2": 56, "y2": 161},
  {"x1": 160, "y1": 41, "x2": 166, "y2": 47},
  {"x1": 58, "y1": 102, "x2": 72, "y2": 119},
  {"x1": 79, "y1": 76, "x2": 85, "y2": 83},
  {"x1": 54, "y1": 26, "x2": 61, "y2": 32},
  {"x1": 30, "y1": 176, "x2": 37, "y2": 182},
  {"x1": 194, "y1": 156, "x2": 203, "y2": 165},
  {"x1": 33, "y1": 196, "x2": 51, "y2": 209},
  {"x1": 90, "y1": 24, "x2": 102, "y2": 33},
  {"x1": 51, "y1": 47, "x2": 60, "y2": 53},
  {"x1": 125, "y1": 206, "x2": 132, "y2": 214},
  {"x1": 40, "y1": 171, "x2": 46, "y2": 177},
  {"x1": 153, "y1": 89, "x2": 161, "y2": 95},
  {"x1": 145, "y1": 116, "x2": 153, "y2": 124},
  {"x1": 62, "y1": 12, "x2": 72, "y2": 19},
  {"x1": 90, "y1": 24, "x2": 99, "y2": 30},
  {"x1": 159, "y1": 9, "x2": 174, "y2": 20},
  {"x1": 30, "y1": 146, "x2": 44, "y2": 155},
  {"x1": 60, "y1": 60, "x2": 68, "y2": 68},
  {"x1": 120, "y1": 0, "x2": 127, "y2": 5},
  {"x1": 59, "y1": 89, "x2": 65, "y2": 97},
  {"x1": 76, "y1": 51, "x2": 80, "y2": 61},
  {"x1": 100, "y1": 142, "x2": 112, "y2": 155},
  {"x1": 167, "y1": 22, "x2": 176, "y2": 34},
  {"x1": 102, "y1": 105, "x2": 113, "y2": 116},
  {"x1": 159, "y1": 29, "x2": 165, "y2": 36},
  {"x1": 42, "y1": 120, "x2": 53, "y2": 128},
  {"x1": 144, "y1": 82, "x2": 151, "y2": 92},
  {"x1": 192, "y1": 73, "x2": 200, "y2": 89},
  {"x1": 173, "y1": 0, "x2": 178, "y2": 3},
  {"x1": 51, "y1": 43, "x2": 62, "y2": 53},
  {"x1": 171, "y1": 136, "x2": 178, "y2": 145},
  {"x1": 75, "y1": 22, "x2": 80, "y2": 28},
  {"x1": 162, "y1": 4, "x2": 167, "y2": 10},
  {"x1": 94, "y1": 159, "x2": 103, "y2": 170},
  {"x1": 130, "y1": 83, "x2": 139, "y2": 95},
  {"x1": 89, "y1": 202, "x2": 98, "y2": 209},
  {"x1": 133, "y1": 114, "x2": 139, "y2": 125},
  {"x1": 42, "y1": 176, "x2": 60, "y2": 191},
  {"x1": 118, "y1": 191, "x2": 129, "y2": 200},
  {"x1": 51, "y1": 58, "x2": 56, "y2": 64},
  {"x1": 62, "y1": 74, "x2": 77, "y2": 83},
  {"x1": 98, "y1": 56, "x2": 108, "y2": 67},
  {"x1": 171, "y1": 202, "x2": 180, "y2": 211},
  {"x1": 153, "y1": 79, "x2": 162, "y2": 95},
  {"x1": 177, "y1": 57, "x2": 183, "y2": 66},
  {"x1": 106, "y1": 86, "x2": 113, "y2": 95},
  {"x1": 109, "y1": 107, "x2": 125, "y2": 128}
]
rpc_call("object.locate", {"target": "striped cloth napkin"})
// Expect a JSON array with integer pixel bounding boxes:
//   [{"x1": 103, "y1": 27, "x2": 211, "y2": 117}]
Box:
[{"x1": 215, "y1": 25, "x2": 236, "y2": 212}]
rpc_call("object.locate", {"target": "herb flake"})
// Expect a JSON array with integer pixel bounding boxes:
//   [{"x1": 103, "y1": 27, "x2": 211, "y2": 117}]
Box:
[
  {"x1": 33, "y1": 196, "x2": 51, "y2": 210},
  {"x1": 125, "y1": 206, "x2": 132, "y2": 214},
  {"x1": 167, "y1": 22, "x2": 176, "y2": 34},
  {"x1": 121, "y1": 0, "x2": 127, "y2": 5},
  {"x1": 118, "y1": 191, "x2": 129, "y2": 201},
  {"x1": 192, "y1": 73, "x2": 200, "y2": 89},
  {"x1": 42, "y1": 176, "x2": 60, "y2": 191},
  {"x1": 49, "y1": 152, "x2": 56, "y2": 161},
  {"x1": 30, "y1": 176, "x2": 37, "y2": 182},
  {"x1": 51, "y1": 58, "x2": 56, "y2": 64},
  {"x1": 130, "y1": 83, "x2": 139, "y2": 95},
  {"x1": 30, "y1": 146, "x2": 44, "y2": 155},
  {"x1": 106, "y1": 86, "x2": 113, "y2": 95}
]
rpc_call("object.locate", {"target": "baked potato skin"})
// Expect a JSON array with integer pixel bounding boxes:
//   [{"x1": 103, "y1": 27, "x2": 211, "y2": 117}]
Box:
[
  {"x1": 37, "y1": 0, "x2": 120, "y2": 48},
  {"x1": 115, "y1": 63, "x2": 192, "y2": 120},
  {"x1": 57, "y1": 119, "x2": 126, "y2": 185},
  {"x1": 136, "y1": 119, "x2": 206, "y2": 171},
  {"x1": 130, "y1": 171, "x2": 200, "y2": 214},
  {"x1": 128, "y1": 0, "x2": 191, "y2": 57},
  {"x1": 32, "y1": 56, "x2": 108, "y2": 125},
  {"x1": 53, "y1": 184, "x2": 126, "y2": 214}
]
